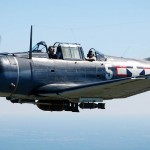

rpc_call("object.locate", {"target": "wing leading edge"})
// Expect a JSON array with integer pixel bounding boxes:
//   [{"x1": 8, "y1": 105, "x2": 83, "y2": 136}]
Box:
[{"x1": 35, "y1": 75, "x2": 150, "y2": 101}]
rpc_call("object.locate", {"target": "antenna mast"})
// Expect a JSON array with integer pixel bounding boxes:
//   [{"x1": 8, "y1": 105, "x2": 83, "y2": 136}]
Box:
[{"x1": 29, "y1": 25, "x2": 33, "y2": 59}]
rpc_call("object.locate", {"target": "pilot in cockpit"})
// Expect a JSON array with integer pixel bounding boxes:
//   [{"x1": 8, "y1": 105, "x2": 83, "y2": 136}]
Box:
[
  {"x1": 86, "y1": 50, "x2": 96, "y2": 61},
  {"x1": 48, "y1": 46, "x2": 57, "y2": 59}
]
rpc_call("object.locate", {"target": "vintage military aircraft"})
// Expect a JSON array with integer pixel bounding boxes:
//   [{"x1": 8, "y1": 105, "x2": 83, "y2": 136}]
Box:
[{"x1": 0, "y1": 26, "x2": 150, "y2": 112}]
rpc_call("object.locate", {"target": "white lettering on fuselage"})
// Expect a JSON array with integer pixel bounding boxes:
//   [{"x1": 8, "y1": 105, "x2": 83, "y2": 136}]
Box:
[{"x1": 105, "y1": 64, "x2": 113, "y2": 80}]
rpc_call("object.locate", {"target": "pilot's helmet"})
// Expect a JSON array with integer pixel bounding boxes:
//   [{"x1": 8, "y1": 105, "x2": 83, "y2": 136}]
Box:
[{"x1": 88, "y1": 50, "x2": 95, "y2": 57}]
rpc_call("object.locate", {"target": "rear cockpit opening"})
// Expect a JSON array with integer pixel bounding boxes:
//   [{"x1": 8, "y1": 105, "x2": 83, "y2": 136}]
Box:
[{"x1": 86, "y1": 48, "x2": 107, "y2": 61}]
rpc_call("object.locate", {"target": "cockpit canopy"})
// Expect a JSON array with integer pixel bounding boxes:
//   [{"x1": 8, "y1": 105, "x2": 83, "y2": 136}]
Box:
[
  {"x1": 31, "y1": 41, "x2": 85, "y2": 60},
  {"x1": 53, "y1": 42, "x2": 85, "y2": 60},
  {"x1": 31, "y1": 41, "x2": 106, "y2": 61},
  {"x1": 12, "y1": 41, "x2": 106, "y2": 61},
  {"x1": 32, "y1": 41, "x2": 47, "y2": 53}
]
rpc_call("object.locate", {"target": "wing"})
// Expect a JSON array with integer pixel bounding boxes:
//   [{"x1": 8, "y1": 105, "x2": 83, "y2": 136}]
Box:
[{"x1": 35, "y1": 75, "x2": 150, "y2": 101}]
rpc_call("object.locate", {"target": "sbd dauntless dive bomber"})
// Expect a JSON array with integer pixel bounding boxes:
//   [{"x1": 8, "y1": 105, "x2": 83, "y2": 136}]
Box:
[{"x1": 0, "y1": 26, "x2": 150, "y2": 112}]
